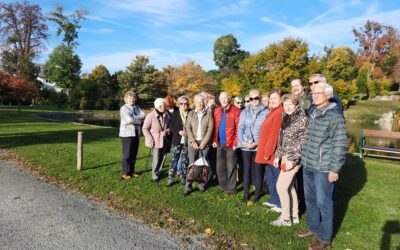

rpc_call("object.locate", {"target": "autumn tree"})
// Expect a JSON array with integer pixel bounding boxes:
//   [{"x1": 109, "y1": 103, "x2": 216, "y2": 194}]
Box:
[
  {"x1": 213, "y1": 34, "x2": 249, "y2": 71},
  {"x1": 221, "y1": 73, "x2": 242, "y2": 97},
  {"x1": 47, "y1": 5, "x2": 87, "y2": 49},
  {"x1": 0, "y1": 71, "x2": 38, "y2": 111},
  {"x1": 353, "y1": 21, "x2": 400, "y2": 95},
  {"x1": 0, "y1": 1, "x2": 48, "y2": 81},
  {"x1": 44, "y1": 44, "x2": 82, "y2": 94},
  {"x1": 165, "y1": 61, "x2": 217, "y2": 101},
  {"x1": 118, "y1": 55, "x2": 167, "y2": 102},
  {"x1": 240, "y1": 38, "x2": 309, "y2": 94}
]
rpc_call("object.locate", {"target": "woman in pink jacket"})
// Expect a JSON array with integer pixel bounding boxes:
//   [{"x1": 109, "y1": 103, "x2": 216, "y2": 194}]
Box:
[{"x1": 142, "y1": 98, "x2": 171, "y2": 183}]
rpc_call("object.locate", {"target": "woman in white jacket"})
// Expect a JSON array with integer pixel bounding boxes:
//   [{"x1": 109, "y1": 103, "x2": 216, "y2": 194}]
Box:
[{"x1": 119, "y1": 91, "x2": 146, "y2": 180}]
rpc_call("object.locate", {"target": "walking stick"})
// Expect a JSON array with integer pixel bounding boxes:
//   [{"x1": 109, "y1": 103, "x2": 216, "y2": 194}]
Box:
[{"x1": 141, "y1": 148, "x2": 153, "y2": 183}]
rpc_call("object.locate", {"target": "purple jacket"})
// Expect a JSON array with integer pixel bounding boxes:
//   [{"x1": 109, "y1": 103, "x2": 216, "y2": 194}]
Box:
[{"x1": 142, "y1": 110, "x2": 171, "y2": 149}]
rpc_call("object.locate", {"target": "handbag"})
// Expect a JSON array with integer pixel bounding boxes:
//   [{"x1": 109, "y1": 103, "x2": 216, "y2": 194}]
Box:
[{"x1": 187, "y1": 151, "x2": 209, "y2": 183}]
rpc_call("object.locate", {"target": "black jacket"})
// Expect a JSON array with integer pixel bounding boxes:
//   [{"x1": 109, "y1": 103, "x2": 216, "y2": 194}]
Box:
[{"x1": 170, "y1": 109, "x2": 190, "y2": 145}]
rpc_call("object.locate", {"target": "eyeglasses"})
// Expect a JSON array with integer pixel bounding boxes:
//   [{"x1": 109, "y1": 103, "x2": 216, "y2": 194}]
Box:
[
  {"x1": 311, "y1": 92, "x2": 325, "y2": 96},
  {"x1": 235, "y1": 102, "x2": 243, "y2": 105},
  {"x1": 179, "y1": 103, "x2": 189, "y2": 106},
  {"x1": 309, "y1": 80, "x2": 320, "y2": 85},
  {"x1": 248, "y1": 96, "x2": 260, "y2": 101},
  {"x1": 245, "y1": 100, "x2": 250, "y2": 103}
]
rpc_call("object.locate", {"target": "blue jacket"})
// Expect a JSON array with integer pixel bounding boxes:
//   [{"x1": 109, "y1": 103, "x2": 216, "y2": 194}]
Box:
[{"x1": 237, "y1": 104, "x2": 269, "y2": 151}]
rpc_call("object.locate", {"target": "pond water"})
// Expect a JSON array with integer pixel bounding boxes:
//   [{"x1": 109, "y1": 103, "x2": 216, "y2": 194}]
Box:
[{"x1": 70, "y1": 117, "x2": 400, "y2": 154}]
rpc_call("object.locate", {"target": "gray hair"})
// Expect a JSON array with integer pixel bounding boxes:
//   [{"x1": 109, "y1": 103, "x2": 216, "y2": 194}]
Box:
[
  {"x1": 154, "y1": 98, "x2": 165, "y2": 109},
  {"x1": 234, "y1": 96, "x2": 242, "y2": 102},
  {"x1": 314, "y1": 82, "x2": 334, "y2": 97},
  {"x1": 310, "y1": 74, "x2": 327, "y2": 83},
  {"x1": 177, "y1": 95, "x2": 189, "y2": 103},
  {"x1": 194, "y1": 93, "x2": 205, "y2": 104},
  {"x1": 124, "y1": 91, "x2": 136, "y2": 99}
]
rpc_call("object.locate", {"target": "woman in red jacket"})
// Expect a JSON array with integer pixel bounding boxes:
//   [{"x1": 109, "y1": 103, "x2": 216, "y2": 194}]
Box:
[{"x1": 255, "y1": 88, "x2": 284, "y2": 212}]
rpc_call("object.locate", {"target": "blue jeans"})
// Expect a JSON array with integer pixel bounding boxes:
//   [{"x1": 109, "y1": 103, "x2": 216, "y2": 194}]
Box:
[
  {"x1": 265, "y1": 164, "x2": 281, "y2": 208},
  {"x1": 303, "y1": 168, "x2": 334, "y2": 244},
  {"x1": 177, "y1": 157, "x2": 183, "y2": 175}
]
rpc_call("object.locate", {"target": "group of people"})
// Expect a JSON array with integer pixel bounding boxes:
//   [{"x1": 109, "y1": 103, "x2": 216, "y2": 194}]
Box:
[{"x1": 118, "y1": 74, "x2": 348, "y2": 250}]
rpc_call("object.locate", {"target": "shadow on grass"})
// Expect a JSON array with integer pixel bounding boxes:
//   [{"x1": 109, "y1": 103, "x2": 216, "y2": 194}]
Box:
[
  {"x1": 333, "y1": 153, "x2": 367, "y2": 239},
  {"x1": 380, "y1": 220, "x2": 400, "y2": 250}
]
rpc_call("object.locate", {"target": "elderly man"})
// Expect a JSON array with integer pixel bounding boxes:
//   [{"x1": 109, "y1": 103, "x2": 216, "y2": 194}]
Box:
[
  {"x1": 307, "y1": 74, "x2": 343, "y2": 116},
  {"x1": 291, "y1": 78, "x2": 311, "y2": 111},
  {"x1": 298, "y1": 82, "x2": 348, "y2": 250},
  {"x1": 212, "y1": 92, "x2": 241, "y2": 195}
]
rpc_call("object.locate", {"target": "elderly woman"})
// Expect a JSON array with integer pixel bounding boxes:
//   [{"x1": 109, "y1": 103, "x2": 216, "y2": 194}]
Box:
[
  {"x1": 119, "y1": 91, "x2": 146, "y2": 180},
  {"x1": 166, "y1": 96, "x2": 190, "y2": 186},
  {"x1": 271, "y1": 94, "x2": 308, "y2": 226},
  {"x1": 238, "y1": 89, "x2": 269, "y2": 203},
  {"x1": 142, "y1": 98, "x2": 171, "y2": 183},
  {"x1": 183, "y1": 94, "x2": 214, "y2": 196},
  {"x1": 255, "y1": 88, "x2": 284, "y2": 212}
]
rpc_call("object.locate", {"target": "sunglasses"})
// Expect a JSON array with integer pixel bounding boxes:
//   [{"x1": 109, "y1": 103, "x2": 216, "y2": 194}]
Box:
[
  {"x1": 236, "y1": 102, "x2": 243, "y2": 104},
  {"x1": 309, "y1": 80, "x2": 320, "y2": 85},
  {"x1": 248, "y1": 96, "x2": 260, "y2": 101},
  {"x1": 179, "y1": 103, "x2": 189, "y2": 106}
]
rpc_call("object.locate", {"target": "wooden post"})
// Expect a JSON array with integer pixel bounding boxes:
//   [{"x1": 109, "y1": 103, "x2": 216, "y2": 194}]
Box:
[{"x1": 77, "y1": 131, "x2": 83, "y2": 171}]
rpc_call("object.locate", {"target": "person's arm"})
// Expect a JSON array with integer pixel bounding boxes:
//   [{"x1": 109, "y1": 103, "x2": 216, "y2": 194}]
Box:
[
  {"x1": 263, "y1": 115, "x2": 282, "y2": 160},
  {"x1": 142, "y1": 115, "x2": 154, "y2": 147},
  {"x1": 329, "y1": 114, "x2": 348, "y2": 173},
  {"x1": 185, "y1": 112, "x2": 196, "y2": 144},
  {"x1": 287, "y1": 115, "x2": 308, "y2": 164},
  {"x1": 232, "y1": 109, "x2": 240, "y2": 148},
  {"x1": 202, "y1": 112, "x2": 214, "y2": 146},
  {"x1": 237, "y1": 111, "x2": 246, "y2": 148}
]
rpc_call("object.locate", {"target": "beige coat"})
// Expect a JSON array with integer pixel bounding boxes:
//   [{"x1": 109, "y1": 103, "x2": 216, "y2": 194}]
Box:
[{"x1": 185, "y1": 109, "x2": 214, "y2": 145}]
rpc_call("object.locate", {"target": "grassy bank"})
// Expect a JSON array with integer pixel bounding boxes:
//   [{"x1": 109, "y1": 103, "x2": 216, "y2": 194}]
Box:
[
  {"x1": 344, "y1": 100, "x2": 400, "y2": 122},
  {"x1": 1, "y1": 107, "x2": 399, "y2": 249}
]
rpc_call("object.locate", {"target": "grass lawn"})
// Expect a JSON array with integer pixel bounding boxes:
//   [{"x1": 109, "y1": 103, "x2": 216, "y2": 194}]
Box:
[
  {"x1": 345, "y1": 100, "x2": 400, "y2": 122},
  {"x1": 1, "y1": 108, "x2": 399, "y2": 249}
]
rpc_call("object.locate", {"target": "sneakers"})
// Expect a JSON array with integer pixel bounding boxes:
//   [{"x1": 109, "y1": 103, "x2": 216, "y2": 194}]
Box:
[
  {"x1": 292, "y1": 216, "x2": 300, "y2": 224},
  {"x1": 132, "y1": 172, "x2": 141, "y2": 177},
  {"x1": 270, "y1": 206, "x2": 282, "y2": 213},
  {"x1": 262, "y1": 201, "x2": 276, "y2": 207},
  {"x1": 271, "y1": 218, "x2": 292, "y2": 227},
  {"x1": 120, "y1": 174, "x2": 132, "y2": 180},
  {"x1": 182, "y1": 190, "x2": 190, "y2": 196},
  {"x1": 166, "y1": 179, "x2": 173, "y2": 187}
]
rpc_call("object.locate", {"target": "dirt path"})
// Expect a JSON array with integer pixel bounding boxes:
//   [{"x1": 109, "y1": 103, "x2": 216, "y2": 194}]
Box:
[{"x1": 0, "y1": 152, "x2": 204, "y2": 250}]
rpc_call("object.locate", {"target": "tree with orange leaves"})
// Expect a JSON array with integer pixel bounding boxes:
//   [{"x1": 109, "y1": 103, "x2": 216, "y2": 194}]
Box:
[{"x1": 0, "y1": 71, "x2": 38, "y2": 111}]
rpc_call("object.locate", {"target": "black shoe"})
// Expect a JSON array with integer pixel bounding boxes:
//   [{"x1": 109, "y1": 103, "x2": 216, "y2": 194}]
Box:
[
  {"x1": 182, "y1": 190, "x2": 190, "y2": 196},
  {"x1": 253, "y1": 193, "x2": 261, "y2": 203},
  {"x1": 242, "y1": 193, "x2": 249, "y2": 203},
  {"x1": 166, "y1": 180, "x2": 173, "y2": 187}
]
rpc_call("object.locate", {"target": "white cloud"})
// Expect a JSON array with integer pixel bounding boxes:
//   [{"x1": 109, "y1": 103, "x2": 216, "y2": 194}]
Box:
[
  {"x1": 103, "y1": 0, "x2": 192, "y2": 26},
  {"x1": 81, "y1": 28, "x2": 114, "y2": 34},
  {"x1": 81, "y1": 48, "x2": 215, "y2": 73},
  {"x1": 246, "y1": 8, "x2": 400, "y2": 54}
]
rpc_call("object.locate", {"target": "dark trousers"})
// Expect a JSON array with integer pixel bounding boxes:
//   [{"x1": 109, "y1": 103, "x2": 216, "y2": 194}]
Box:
[
  {"x1": 121, "y1": 136, "x2": 139, "y2": 175},
  {"x1": 265, "y1": 164, "x2": 281, "y2": 207},
  {"x1": 242, "y1": 150, "x2": 264, "y2": 199},
  {"x1": 236, "y1": 149, "x2": 244, "y2": 183},
  {"x1": 216, "y1": 144, "x2": 238, "y2": 193}
]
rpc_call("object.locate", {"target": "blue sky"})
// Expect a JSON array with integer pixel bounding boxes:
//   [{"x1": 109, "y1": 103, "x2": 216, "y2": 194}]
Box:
[{"x1": 15, "y1": 0, "x2": 400, "y2": 73}]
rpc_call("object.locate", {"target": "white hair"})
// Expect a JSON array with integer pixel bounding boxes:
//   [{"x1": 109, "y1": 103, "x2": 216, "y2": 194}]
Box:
[
  {"x1": 234, "y1": 96, "x2": 242, "y2": 102},
  {"x1": 314, "y1": 82, "x2": 334, "y2": 97},
  {"x1": 194, "y1": 93, "x2": 205, "y2": 103},
  {"x1": 154, "y1": 98, "x2": 165, "y2": 109}
]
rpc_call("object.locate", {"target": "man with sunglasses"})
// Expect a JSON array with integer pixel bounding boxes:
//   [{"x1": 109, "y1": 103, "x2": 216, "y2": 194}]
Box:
[
  {"x1": 233, "y1": 96, "x2": 244, "y2": 110},
  {"x1": 307, "y1": 74, "x2": 343, "y2": 117}
]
